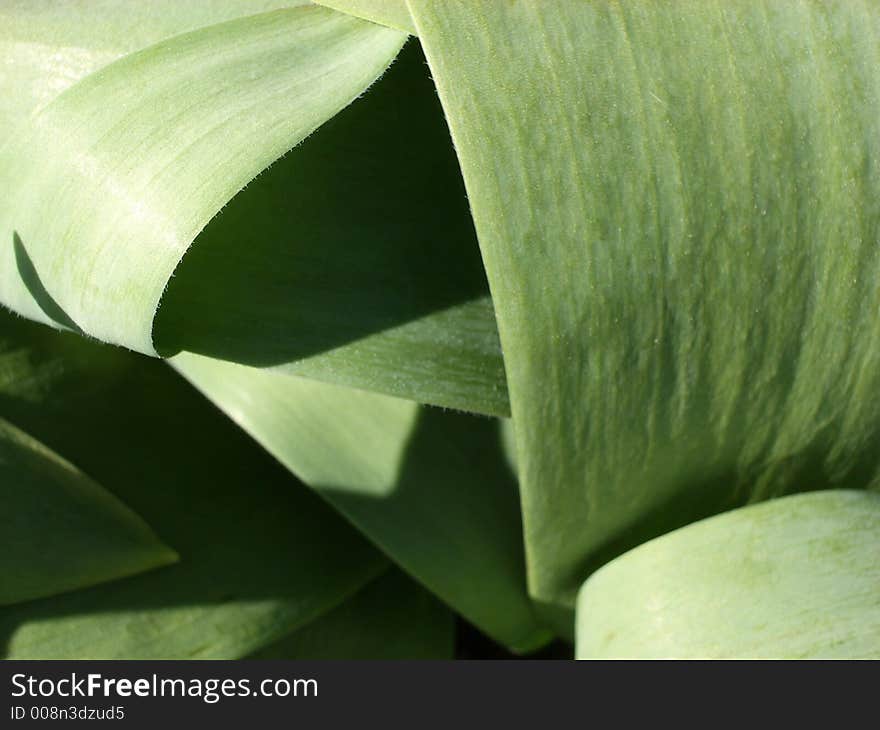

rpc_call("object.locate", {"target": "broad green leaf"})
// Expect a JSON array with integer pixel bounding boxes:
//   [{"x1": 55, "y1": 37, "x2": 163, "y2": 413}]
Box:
[
  {"x1": 576, "y1": 491, "x2": 880, "y2": 658},
  {"x1": 248, "y1": 568, "x2": 454, "y2": 659},
  {"x1": 410, "y1": 0, "x2": 880, "y2": 609},
  {"x1": 0, "y1": 416, "x2": 176, "y2": 606},
  {"x1": 0, "y1": 311, "x2": 385, "y2": 658},
  {"x1": 173, "y1": 352, "x2": 549, "y2": 652},
  {"x1": 0, "y1": 6, "x2": 404, "y2": 354},
  {"x1": 312, "y1": 0, "x2": 414, "y2": 34},
  {"x1": 1, "y1": 9, "x2": 508, "y2": 416}
]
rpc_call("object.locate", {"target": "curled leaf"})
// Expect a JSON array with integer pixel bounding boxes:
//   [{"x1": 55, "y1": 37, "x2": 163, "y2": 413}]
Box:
[
  {"x1": 0, "y1": 7, "x2": 405, "y2": 354},
  {"x1": 576, "y1": 491, "x2": 880, "y2": 658}
]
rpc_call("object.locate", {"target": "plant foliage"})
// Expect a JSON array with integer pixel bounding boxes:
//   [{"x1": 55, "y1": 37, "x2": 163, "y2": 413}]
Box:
[{"x1": 1, "y1": 0, "x2": 878, "y2": 658}]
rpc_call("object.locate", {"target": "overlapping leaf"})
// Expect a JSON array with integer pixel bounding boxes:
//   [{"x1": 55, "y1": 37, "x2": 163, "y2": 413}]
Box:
[
  {"x1": 0, "y1": 2, "x2": 529, "y2": 657},
  {"x1": 155, "y1": 41, "x2": 508, "y2": 416},
  {"x1": 0, "y1": 6, "x2": 405, "y2": 352},
  {"x1": 8, "y1": 0, "x2": 880, "y2": 659},
  {"x1": 410, "y1": 0, "x2": 880, "y2": 611},
  {"x1": 174, "y1": 353, "x2": 548, "y2": 652},
  {"x1": 0, "y1": 4, "x2": 508, "y2": 416},
  {"x1": 576, "y1": 491, "x2": 880, "y2": 658},
  {"x1": 0, "y1": 311, "x2": 386, "y2": 659}
]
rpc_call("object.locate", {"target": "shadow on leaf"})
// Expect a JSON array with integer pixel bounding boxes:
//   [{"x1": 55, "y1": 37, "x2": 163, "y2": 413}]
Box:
[
  {"x1": 0, "y1": 312, "x2": 382, "y2": 658},
  {"x1": 154, "y1": 41, "x2": 500, "y2": 380},
  {"x1": 13, "y1": 232, "x2": 81, "y2": 334},
  {"x1": 0, "y1": 310, "x2": 524, "y2": 657}
]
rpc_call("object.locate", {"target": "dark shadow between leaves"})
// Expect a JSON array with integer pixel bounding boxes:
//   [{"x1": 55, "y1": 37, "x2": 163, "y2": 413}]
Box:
[
  {"x1": 0, "y1": 315, "x2": 383, "y2": 658},
  {"x1": 309, "y1": 405, "x2": 544, "y2": 650},
  {"x1": 0, "y1": 43, "x2": 513, "y2": 656},
  {"x1": 529, "y1": 433, "x2": 880, "y2": 642},
  {"x1": 153, "y1": 41, "x2": 500, "y2": 377},
  {"x1": 570, "y1": 434, "x2": 880, "y2": 605},
  {"x1": 4, "y1": 306, "x2": 874, "y2": 656},
  {"x1": 0, "y1": 308, "x2": 524, "y2": 658},
  {"x1": 13, "y1": 232, "x2": 82, "y2": 334},
  {"x1": 0, "y1": 343, "x2": 529, "y2": 656}
]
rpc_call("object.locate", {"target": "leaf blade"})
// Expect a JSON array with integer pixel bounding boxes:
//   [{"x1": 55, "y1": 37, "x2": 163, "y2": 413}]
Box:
[
  {"x1": 248, "y1": 568, "x2": 454, "y2": 659},
  {"x1": 576, "y1": 491, "x2": 880, "y2": 658},
  {"x1": 173, "y1": 352, "x2": 549, "y2": 651},
  {"x1": 0, "y1": 6, "x2": 405, "y2": 353},
  {"x1": 0, "y1": 311, "x2": 386, "y2": 659},
  {"x1": 410, "y1": 0, "x2": 880, "y2": 609},
  {"x1": 0, "y1": 416, "x2": 177, "y2": 606}
]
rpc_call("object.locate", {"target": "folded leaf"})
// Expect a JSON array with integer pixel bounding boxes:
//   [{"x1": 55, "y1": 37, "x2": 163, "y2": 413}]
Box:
[
  {"x1": 155, "y1": 40, "x2": 508, "y2": 416},
  {"x1": 0, "y1": 311, "x2": 385, "y2": 658},
  {"x1": 0, "y1": 6, "x2": 404, "y2": 353},
  {"x1": 0, "y1": 416, "x2": 176, "y2": 606},
  {"x1": 410, "y1": 0, "x2": 880, "y2": 609},
  {"x1": 2, "y1": 7, "x2": 507, "y2": 416},
  {"x1": 248, "y1": 568, "x2": 454, "y2": 659},
  {"x1": 576, "y1": 491, "x2": 880, "y2": 658},
  {"x1": 173, "y1": 352, "x2": 549, "y2": 652}
]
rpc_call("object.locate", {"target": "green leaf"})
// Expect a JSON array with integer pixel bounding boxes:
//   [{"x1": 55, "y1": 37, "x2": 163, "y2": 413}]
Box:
[
  {"x1": 0, "y1": 6, "x2": 405, "y2": 354},
  {"x1": 410, "y1": 0, "x2": 880, "y2": 609},
  {"x1": 576, "y1": 491, "x2": 880, "y2": 658},
  {"x1": 0, "y1": 311, "x2": 385, "y2": 658},
  {"x1": 173, "y1": 352, "x2": 550, "y2": 652},
  {"x1": 1, "y1": 8, "x2": 507, "y2": 416},
  {"x1": 248, "y1": 568, "x2": 454, "y2": 659},
  {"x1": 0, "y1": 416, "x2": 176, "y2": 606},
  {"x1": 311, "y1": 0, "x2": 414, "y2": 34}
]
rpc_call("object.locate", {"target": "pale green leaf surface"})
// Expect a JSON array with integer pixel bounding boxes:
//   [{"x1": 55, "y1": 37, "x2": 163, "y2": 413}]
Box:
[
  {"x1": 248, "y1": 568, "x2": 454, "y2": 659},
  {"x1": 576, "y1": 491, "x2": 880, "y2": 658},
  {"x1": 173, "y1": 352, "x2": 549, "y2": 652},
  {"x1": 312, "y1": 0, "x2": 414, "y2": 34},
  {"x1": 0, "y1": 416, "x2": 176, "y2": 606},
  {"x1": 1, "y1": 10, "x2": 508, "y2": 416},
  {"x1": 0, "y1": 0, "x2": 311, "y2": 136},
  {"x1": 0, "y1": 6, "x2": 405, "y2": 353},
  {"x1": 410, "y1": 0, "x2": 880, "y2": 609},
  {"x1": 0, "y1": 311, "x2": 385, "y2": 658}
]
